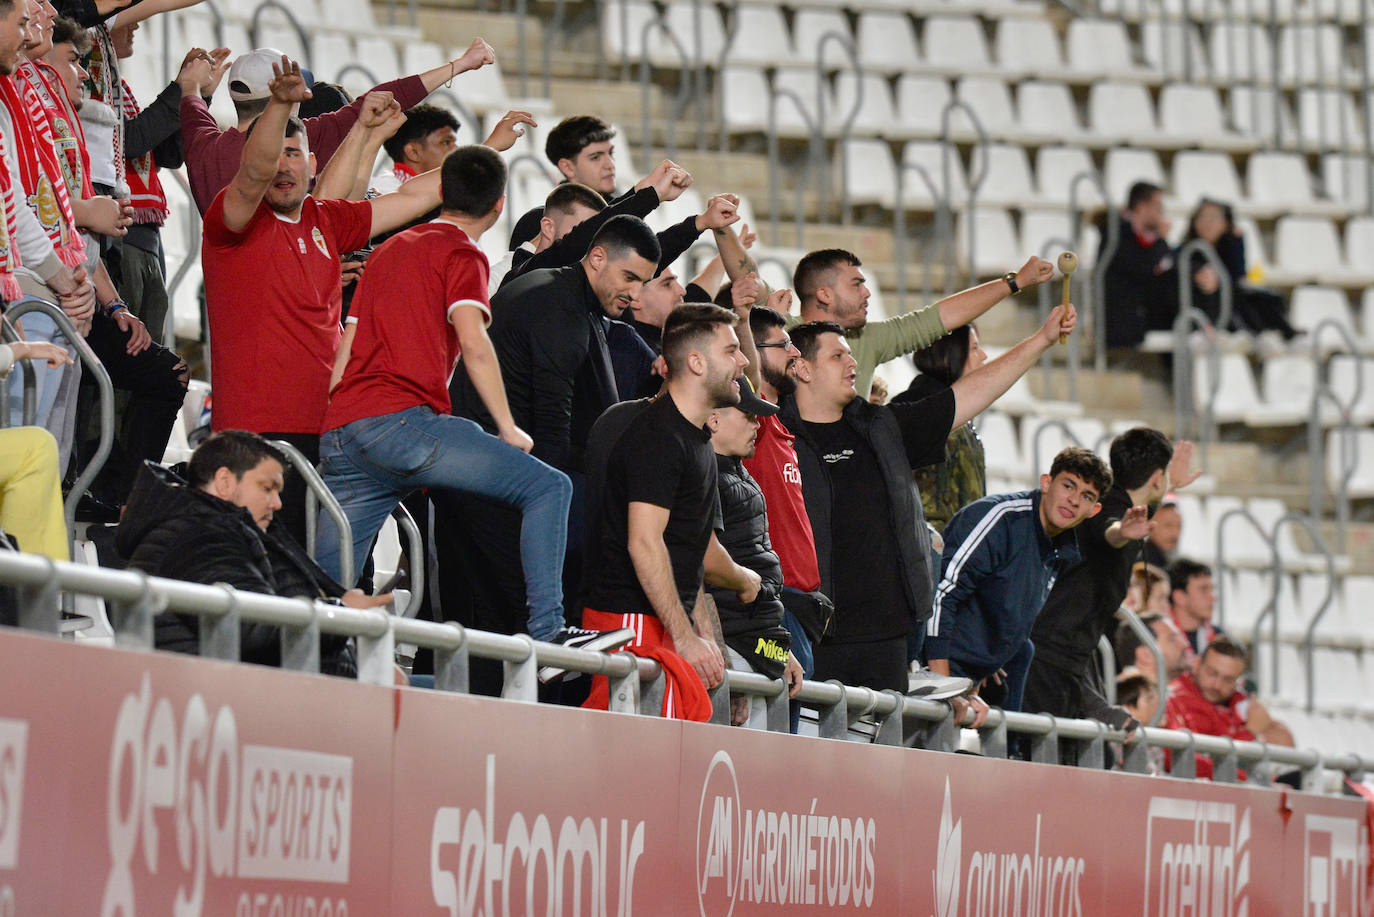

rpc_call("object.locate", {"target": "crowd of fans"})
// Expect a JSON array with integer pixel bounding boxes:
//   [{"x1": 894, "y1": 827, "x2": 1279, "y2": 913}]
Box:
[{"x1": 0, "y1": 0, "x2": 1294, "y2": 777}]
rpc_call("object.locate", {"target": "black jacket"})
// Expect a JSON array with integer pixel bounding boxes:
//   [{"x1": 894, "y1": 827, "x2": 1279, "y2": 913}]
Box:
[
  {"x1": 116, "y1": 463, "x2": 355, "y2": 674},
  {"x1": 709, "y1": 454, "x2": 785, "y2": 638},
  {"x1": 506, "y1": 186, "x2": 704, "y2": 273},
  {"x1": 452, "y1": 264, "x2": 619, "y2": 474},
  {"x1": 1101, "y1": 215, "x2": 1178, "y2": 348},
  {"x1": 779, "y1": 390, "x2": 953, "y2": 638}
]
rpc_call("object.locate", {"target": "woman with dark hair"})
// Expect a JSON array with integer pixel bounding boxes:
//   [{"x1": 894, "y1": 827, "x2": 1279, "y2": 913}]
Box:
[
  {"x1": 1182, "y1": 198, "x2": 1297, "y2": 339},
  {"x1": 892, "y1": 324, "x2": 987, "y2": 532}
]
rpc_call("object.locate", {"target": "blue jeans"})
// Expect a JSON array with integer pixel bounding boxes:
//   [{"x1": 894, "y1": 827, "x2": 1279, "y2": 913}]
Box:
[
  {"x1": 781, "y1": 608, "x2": 813, "y2": 734},
  {"x1": 315, "y1": 406, "x2": 573, "y2": 641},
  {"x1": 8, "y1": 306, "x2": 79, "y2": 468}
]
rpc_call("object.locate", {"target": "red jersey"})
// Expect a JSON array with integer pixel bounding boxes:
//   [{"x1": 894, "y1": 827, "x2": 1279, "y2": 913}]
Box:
[
  {"x1": 743, "y1": 413, "x2": 821, "y2": 592},
  {"x1": 202, "y1": 190, "x2": 371, "y2": 434},
  {"x1": 324, "y1": 222, "x2": 491, "y2": 432},
  {"x1": 1164, "y1": 670, "x2": 1255, "y2": 779}
]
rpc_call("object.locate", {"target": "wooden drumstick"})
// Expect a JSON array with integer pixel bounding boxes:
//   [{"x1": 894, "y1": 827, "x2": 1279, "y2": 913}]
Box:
[{"x1": 1057, "y1": 251, "x2": 1078, "y2": 345}]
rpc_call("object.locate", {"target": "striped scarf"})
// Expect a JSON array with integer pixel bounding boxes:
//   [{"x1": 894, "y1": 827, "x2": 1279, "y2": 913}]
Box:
[
  {"x1": 0, "y1": 121, "x2": 24, "y2": 302},
  {"x1": 0, "y1": 71, "x2": 85, "y2": 268},
  {"x1": 84, "y1": 25, "x2": 122, "y2": 183},
  {"x1": 19, "y1": 61, "x2": 91, "y2": 203},
  {"x1": 117, "y1": 78, "x2": 166, "y2": 225}
]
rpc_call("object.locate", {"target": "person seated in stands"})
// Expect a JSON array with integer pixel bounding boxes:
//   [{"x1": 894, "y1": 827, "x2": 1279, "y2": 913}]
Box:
[
  {"x1": 505, "y1": 114, "x2": 620, "y2": 248},
  {"x1": 1167, "y1": 557, "x2": 1222, "y2": 663},
  {"x1": 1180, "y1": 198, "x2": 1296, "y2": 342},
  {"x1": 1165, "y1": 635, "x2": 1294, "y2": 778},
  {"x1": 179, "y1": 37, "x2": 499, "y2": 214},
  {"x1": 1123, "y1": 561, "x2": 1170, "y2": 614},
  {"x1": 116, "y1": 430, "x2": 389, "y2": 673},
  {"x1": 1143, "y1": 496, "x2": 1180, "y2": 567},
  {"x1": 1114, "y1": 610, "x2": 1188, "y2": 686},
  {"x1": 706, "y1": 378, "x2": 804, "y2": 728},
  {"x1": 783, "y1": 303, "x2": 1077, "y2": 698},
  {"x1": 788, "y1": 248, "x2": 1055, "y2": 403},
  {"x1": 1102, "y1": 181, "x2": 1177, "y2": 349},
  {"x1": 0, "y1": 339, "x2": 74, "y2": 562},
  {"x1": 925, "y1": 447, "x2": 1111, "y2": 713}
]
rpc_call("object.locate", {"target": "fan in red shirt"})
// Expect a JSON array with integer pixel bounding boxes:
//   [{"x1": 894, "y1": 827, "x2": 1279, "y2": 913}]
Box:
[
  {"x1": 200, "y1": 58, "x2": 447, "y2": 541},
  {"x1": 1165, "y1": 635, "x2": 1294, "y2": 779}
]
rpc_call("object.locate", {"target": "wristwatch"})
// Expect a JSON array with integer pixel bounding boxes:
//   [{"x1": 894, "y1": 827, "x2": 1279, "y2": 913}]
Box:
[{"x1": 1002, "y1": 272, "x2": 1020, "y2": 295}]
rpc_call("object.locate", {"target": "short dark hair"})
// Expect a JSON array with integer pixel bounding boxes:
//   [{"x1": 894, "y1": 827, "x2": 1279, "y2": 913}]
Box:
[
  {"x1": 1167, "y1": 558, "x2": 1212, "y2": 595},
  {"x1": 749, "y1": 306, "x2": 787, "y2": 341},
  {"x1": 587, "y1": 214, "x2": 660, "y2": 265},
  {"x1": 297, "y1": 82, "x2": 353, "y2": 120},
  {"x1": 911, "y1": 324, "x2": 975, "y2": 388},
  {"x1": 661, "y1": 304, "x2": 738, "y2": 375},
  {"x1": 244, "y1": 114, "x2": 306, "y2": 143},
  {"x1": 793, "y1": 249, "x2": 861, "y2": 306},
  {"x1": 51, "y1": 16, "x2": 88, "y2": 52},
  {"x1": 382, "y1": 103, "x2": 460, "y2": 163},
  {"x1": 789, "y1": 320, "x2": 844, "y2": 363},
  {"x1": 1048, "y1": 446, "x2": 1112, "y2": 497},
  {"x1": 440, "y1": 144, "x2": 507, "y2": 217},
  {"x1": 545, "y1": 115, "x2": 615, "y2": 166},
  {"x1": 544, "y1": 182, "x2": 606, "y2": 218},
  {"x1": 188, "y1": 430, "x2": 283, "y2": 489},
  {"x1": 1202, "y1": 635, "x2": 1248, "y2": 666},
  {"x1": 1116, "y1": 672, "x2": 1156, "y2": 709},
  {"x1": 1114, "y1": 611, "x2": 1164, "y2": 671},
  {"x1": 1108, "y1": 427, "x2": 1173, "y2": 491},
  {"x1": 1127, "y1": 181, "x2": 1163, "y2": 211}
]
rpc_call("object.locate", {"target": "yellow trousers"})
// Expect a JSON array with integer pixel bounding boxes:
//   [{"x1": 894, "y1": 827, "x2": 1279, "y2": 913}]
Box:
[{"x1": 0, "y1": 426, "x2": 68, "y2": 562}]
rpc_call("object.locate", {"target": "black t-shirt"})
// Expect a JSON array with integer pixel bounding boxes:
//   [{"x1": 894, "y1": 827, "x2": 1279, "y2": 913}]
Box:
[
  {"x1": 802, "y1": 418, "x2": 909, "y2": 642},
  {"x1": 1030, "y1": 484, "x2": 1139, "y2": 672},
  {"x1": 585, "y1": 393, "x2": 720, "y2": 616}
]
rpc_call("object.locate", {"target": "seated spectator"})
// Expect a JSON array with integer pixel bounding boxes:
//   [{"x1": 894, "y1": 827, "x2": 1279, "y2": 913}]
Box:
[
  {"x1": 1114, "y1": 610, "x2": 1188, "y2": 686},
  {"x1": 0, "y1": 339, "x2": 74, "y2": 562},
  {"x1": 1123, "y1": 561, "x2": 1169, "y2": 614},
  {"x1": 1165, "y1": 635, "x2": 1294, "y2": 779},
  {"x1": 1167, "y1": 557, "x2": 1221, "y2": 662},
  {"x1": 893, "y1": 323, "x2": 987, "y2": 533},
  {"x1": 1142, "y1": 496, "x2": 1180, "y2": 567},
  {"x1": 925, "y1": 447, "x2": 1111, "y2": 713},
  {"x1": 1181, "y1": 198, "x2": 1296, "y2": 341},
  {"x1": 116, "y1": 430, "x2": 385, "y2": 673},
  {"x1": 789, "y1": 249, "x2": 1055, "y2": 402},
  {"x1": 707, "y1": 379, "x2": 804, "y2": 729},
  {"x1": 1102, "y1": 181, "x2": 1177, "y2": 349}
]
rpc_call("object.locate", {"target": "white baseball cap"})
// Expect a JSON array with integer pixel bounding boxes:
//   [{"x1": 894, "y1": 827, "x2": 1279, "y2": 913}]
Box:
[{"x1": 227, "y1": 48, "x2": 286, "y2": 102}]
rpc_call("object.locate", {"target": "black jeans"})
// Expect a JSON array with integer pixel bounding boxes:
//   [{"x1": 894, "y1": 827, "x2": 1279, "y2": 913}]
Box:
[{"x1": 813, "y1": 636, "x2": 909, "y2": 694}]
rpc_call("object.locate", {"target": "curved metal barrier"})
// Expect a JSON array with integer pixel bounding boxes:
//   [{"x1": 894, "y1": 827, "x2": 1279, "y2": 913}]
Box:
[
  {"x1": 812, "y1": 30, "x2": 862, "y2": 224},
  {"x1": 2, "y1": 548, "x2": 1365, "y2": 789},
  {"x1": 637, "y1": 15, "x2": 692, "y2": 164},
  {"x1": 1035, "y1": 235, "x2": 1082, "y2": 403},
  {"x1": 1306, "y1": 319, "x2": 1365, "y2": 551},
  {"x1": 1117, "y1": 606, "x2": 1168, "y2": 725},
  {"x1": 939, "y1": 101, "x2": 988, "y2": 294},
  {"x1": 247, "y1": 0, "x2": 311, "y2": 68},
  {"x1": 268, "y1": 438, "x2": 354, "y2": 588}
]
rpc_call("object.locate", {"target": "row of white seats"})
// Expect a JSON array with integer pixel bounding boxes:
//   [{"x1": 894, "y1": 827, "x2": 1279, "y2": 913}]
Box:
[
  {"x1": 1195, "y1": 348, "x2": 1374, "y2": 429},
  {"x1": 1259, "y1": 646, "x2": 1374, "y2": 716},
  {"x1": 1102, "y1": 0, "x2": 1369, "y2": 26},
  {"x1": 607, "y1": 4, "x2": 1368, "y2": 89}
]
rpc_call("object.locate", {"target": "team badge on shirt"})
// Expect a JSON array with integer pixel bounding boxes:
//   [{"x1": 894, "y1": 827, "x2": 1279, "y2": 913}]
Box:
[{"x1": 311, "y1": 227, "x2": 330, "y2": 258}]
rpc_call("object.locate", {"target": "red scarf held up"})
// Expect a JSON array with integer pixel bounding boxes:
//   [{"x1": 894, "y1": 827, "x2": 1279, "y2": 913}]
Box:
[
  {"x1": 118, "y1": 78, "x2": 166, "y2": 226},
  {"x1": 1, "y1": 70, "x2": 85, "y2": 268},
  {"x1": 21, "y1": 61, "x2": 91, "y2": 202},
  {"x1": 0, "y1": 123, "x2": 25, "y2": 301}
]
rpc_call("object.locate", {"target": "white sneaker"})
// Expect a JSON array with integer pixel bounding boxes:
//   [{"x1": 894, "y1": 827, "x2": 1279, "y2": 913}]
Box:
[
  {"x1": 906, "y1": 669, "x2": 974, "y2": 701},
  {"x1": 537, "y1": 626, "x2": 636, "y2": 683}
]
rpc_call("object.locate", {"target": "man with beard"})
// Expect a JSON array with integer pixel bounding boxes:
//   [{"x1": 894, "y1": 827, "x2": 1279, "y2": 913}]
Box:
[
  {"x1": 580, "y1": 304, "x2": 750, "y2": 718},
  {"x1": 200, "y1": 57, "x2": 445, "y2": 541}
]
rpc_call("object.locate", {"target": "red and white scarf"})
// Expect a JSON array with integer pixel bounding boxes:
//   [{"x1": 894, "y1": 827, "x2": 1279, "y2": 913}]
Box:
[
  {"x1": 0, "y1": 70, "x2": 85, "y2": 268},
  {"x1": 84, "y1": 24, "x2": 122, "y2": 182},
  {"x1": 85, "y1": 26, "x2": 166, "y2": 225},
  {"x1": 0, "y1": 124, "x2": 25, "y2": 302},
  {"x1": 392, "y1": 162, "x2": 417, "y2": 185},
  {"x1": 19, "y1": 61, "x2": 91, "y2": 203}
]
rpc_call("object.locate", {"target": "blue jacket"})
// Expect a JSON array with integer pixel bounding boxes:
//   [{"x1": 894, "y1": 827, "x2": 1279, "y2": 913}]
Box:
[{"x1": 924, "y1": 489, "x2": 1081, "y2": 676}]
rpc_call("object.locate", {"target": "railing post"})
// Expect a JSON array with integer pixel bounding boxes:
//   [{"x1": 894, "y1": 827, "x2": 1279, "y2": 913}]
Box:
[
  {"x1": 608, "y1": 660, "x2": 640, "y2": 714},
  {"x1": 356, "y1": 615, "x2": 395, "y2": 687},
  {"x1": 765, "y1": 681, "x2": 790, "y2": 733},
  {"x1": 1078, "y1": 720, "x2": 1106, "y2": 770},
  {"x1": 812, "y1": 31, "x2": 862, "y2": 224},
  {"x1": 1029, "y1": 715, "x2": 1059, "y2": 765},
  {"x1": 501, "y1": 634, "x2": 539, "y2": 702},
  {"x1": 978, "y1": 712, "x2": 1008, "y2": 759},
  {"x1": 1171, "y1": 733, "x2": 1198, "y2": 779},
  {"x1": 16, "y1": 556, "x2": 59, "y2": 634},
  {"x1": 109, "y1": 571, "x2": 162, "y2": 650},
  {"x1": 279, "y1": 596, "x2": 321, "y2": 674},
  {"x1": 201, "y1": 584, "x2": 242, "y2": 662},
  {"x1": 818, "y1": 680, "x2": 849, "y2": 739},
  {"x1": 1212, "y1": 737, "x2": 1239, "y2": 784},
  {"x1": 639, "y1": 665, "x2": 665, "y2": 716},
  {"x1": 1119, "y1": 607, "x2": 1167, "y2": 724},
  {"x1": 1122, "y1": 732, "x2": 1152, "y2": 774},
  {"x1": 432, "y1": 622, "x2": 470, "y2": 693},
  {"x1": 921, "y1": 707, "x2": 960, "y2": 754},
  {"x1": 709, "y1": 672, "x2": 731, "y2": 725},
  {"x1": 938, "y1": 100, "x2": 989, "y2": 293}
]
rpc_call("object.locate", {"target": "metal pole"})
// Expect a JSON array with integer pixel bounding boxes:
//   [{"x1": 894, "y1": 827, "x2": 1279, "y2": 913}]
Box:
[{"x1": 268, "y1": 439, "x2": 353, "y2": 587}]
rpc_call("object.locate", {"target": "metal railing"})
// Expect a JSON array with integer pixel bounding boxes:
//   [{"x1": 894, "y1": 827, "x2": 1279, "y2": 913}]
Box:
[
  {"x1": 1171, "y1": 239, "x2": 1233, "y2": 474},
  {"x1": 1306, "y1": 319, "x2": 1365, "y2": 551},
  {"x1": 3, "y1": 549, "x2": 1367, "y2": 791},
  {"x1": 942, "y1": 102, "x2": 988, "y2": 295},
  {"x1": 247, "y1": 1, "x2": 310, "y2": 68},
  {"x1": 637, "y1": 15, "x2": 693, "y2": 164}
]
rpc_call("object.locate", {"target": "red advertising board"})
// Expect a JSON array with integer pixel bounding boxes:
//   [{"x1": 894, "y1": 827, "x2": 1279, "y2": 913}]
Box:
[{"x1": 0, "y1": 627, "x2": 1369, "y2": 915}]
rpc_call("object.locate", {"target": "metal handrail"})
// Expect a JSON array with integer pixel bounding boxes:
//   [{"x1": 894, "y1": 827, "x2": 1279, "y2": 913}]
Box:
[
  {"x1": 715, "y1": 3, "x2": 739, "y2": 157},
  {"x1": 811, "y1": 30, "x2": 862, "y2": 223},
  {"x1": 938, "y1": 101, "x2": 989, "y2": 293},
  {"x1": 1118, "y1": 606, "x2": 1168, "y2": 725},
  {"x1": 1028, "y1": 416, "x2": 1082, "y2": 477},
  {"x1": 1306, "y1": 319, "x2": 1364, "y2": 549},
  {"x1": 1285, "y1": 513, "x2": 1339, "y2": 712},
  {"x1": 3, "y1": 547, "x2": 1366, "y2": 789},
  {"x1": 1065, "y1": 170, "x2": 1114, "y2": 375},
  {"x1": 1169, "y1": 301, "x2": 1225, "y2": 475},
  {"x1": 540, "y1": 0, "x2": 568, "y2": 101},
  {"x1": 267, "y1": 439, "x2": 353, "y2": 588},
  {"x1": 1210, "y1": 506, "x2": 1282, "y2": 691},
  {"x1": 893, "y1": 158, "x2": 943, "y2": 312},
  {"x1": 638, "y1": 16, "x2": 692, "y2": 164},
  {"x1": 5, "y1": 300, "x2": 113, "y2": 540},
  {"x1": 247, "y1": 1, "x2": 311, "y2": 71},
  {"x1": 390, "y1": 501, "x2": 424, "y2": 619},
  {"x1": 766, "y1": 86, "x2": 815, "y2": 249},
  {"x1": 332, "y1": 63, "x2": 382, "y2": 93}
]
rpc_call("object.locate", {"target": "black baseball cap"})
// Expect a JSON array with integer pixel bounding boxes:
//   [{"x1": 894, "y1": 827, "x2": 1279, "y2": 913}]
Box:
[{"x1": 735, "y1": 375, "x2": 778, "y2": 417}]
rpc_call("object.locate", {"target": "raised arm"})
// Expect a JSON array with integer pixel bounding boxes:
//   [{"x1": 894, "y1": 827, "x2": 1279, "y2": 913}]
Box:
[
  {"x1": 452, "y1": 304, "x2": 532, "y2": 453},
  {"x1": 111, "y1": 0, "x2": 205, "y2": 27},
  {"x1": 947, "y1": 303, "x2": 1076, "y2": 428},
  {"x1": 221, "y1": 57, "x2": 310, "y2": 232},
  {"x1": 935, "y1": 255, "x2": 1054, "y2": 332},
  {"x1": 312, "y1": 91, "x2": 400, "y2": 202},
  {"x1": 367, "y1": 167, "x2": 440, "y2": 238}
]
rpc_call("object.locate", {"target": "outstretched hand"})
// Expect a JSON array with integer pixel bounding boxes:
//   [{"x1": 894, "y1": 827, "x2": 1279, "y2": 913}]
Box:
[
  {"x1": 1168, "y1": 439, "x2": 1202, "y2": 490},
  {"x1": 268, "y1": 56, "x2": 312, "y2": 105},
  {"x1": 1037, "y1": 302, "x2": 1077, "y2": 346},
  {"x1": 358, "y1": 91, "x2": 400, "y2": 130},
  {"x1": 483, "y1": 110, "x2": 537, "y2": 152},
  {"x1": 696, "y1": 193, "x2": 740, "y2": 232},
  {"x1": 455, "y1": 37, "x2": 496, "y2": 73},
  {"x1": 1119, "y1": 504, "x2": 1153, "y2": 541},
  {"x1": 1015, "y1": 255, "x2": 1055, "y2": 291}
]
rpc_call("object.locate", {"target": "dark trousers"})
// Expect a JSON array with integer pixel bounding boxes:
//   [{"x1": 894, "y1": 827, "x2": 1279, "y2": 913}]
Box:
[
  {"x1": 813, "y1": 636, "x2": 908, "y2": 694},
  {"x1": 77, "y1": 310, "x2": 185, "y2": 502}
]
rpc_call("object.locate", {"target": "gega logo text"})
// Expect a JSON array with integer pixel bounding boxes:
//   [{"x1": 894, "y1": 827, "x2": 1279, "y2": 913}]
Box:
[
  {"x1": 1143, "y1": 798, "x2": 1249, "y2": 917},
  {"x1": 696, "y1": 749, "x2": 877, "y2": 916},
  {"x1": 102, "y1": 675, "x2": 353, "y2": 917}
]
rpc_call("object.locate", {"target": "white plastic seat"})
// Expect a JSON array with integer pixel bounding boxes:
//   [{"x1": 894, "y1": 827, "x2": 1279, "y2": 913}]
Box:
[
  {"x1": 1021, "y1": 211, "x2": 1100, "y2": 267},
  {"x1": 1033, "y1": 146, "x2": 1102, "y2": 209},
  {"x1": 792, "y1": 9, "x2": 851, "y2": 60},
  {"x1": 1065, "y1": 20, "x2": 1152, "y2": 82},
  {"x1": 833, "y1": 73, "x2": 899, "y2": 138},
  {"x1": 856, "y1": 12, "x2": 920, "y2": 75},
  {"x1": 1340, "y1": 219, "x2": 1374, "y2": 288},
  {"x1": 993, "y1": 17, "x2": 1062, "y2": 77},
  {"x1": 1103, "y1": 148, "x2": 1166, "y2": 207},
  {"x1": 1327, "y1": 354, "x2": 1374, "y2": 425},
  {"x1": 920, "y1": 15, "x2": 995, "y2": 75},
  {"x1": 895, "y1": 75, "x2": 953, "y2": 139},
  {"x1": 661, "y1": 1, "x2": 727, "y2": 65},
  {"x1": 772, "y1": 68, "x2": 827, "y2": 138},
  {"x1": 951, "y1": 77, "x2": 1017, "y2": 142},
  {"x1": 721, "y1": 66, "x2": 770, "y2": 133},
  {"x1": 978, "y1": 348, "x2": 1079, "y2": 418},
  {"x1": 978, "y1": 410, "x2": 1028, "y2": 480},
  {"x1": 1019, "y1": 415, "x2": 1097, "y2": 473},
  {"x1": 1341, "y1": 576, "x2": 1374, "y2": 645},
  {"x1": 1088, "y1": 81, "x2": 1160, "y2": 146},
  {"x1": 1158, "y1": 85, "x2": 1252, "y2": 151},
  {"x1": 974, "y1": 143, "x2": 1037, "y2": 208},
  {"x1": 1141, "y1": 21, "x2": 1207, "y2": 83},
  {"x1": 1173, "y1": 493, "x2": 1212, "y2": 562},
  {"x1": 1220, "y1": 568, "x2": 1269, "y2": 636},
  {"x1": 1209, "y1": 23, "x2": 1275, "y2": 86},
  {"x1": 1194, "y1": 352, "x2": 1260, "y2": 423},
  {"x1": 1278, "y1": 23, "x2": 1354, "y2": 87},
  {"x1": 1322, "y1": 153, "x2": 1371, "y2": 214},
  {"x1": 955, "y1": 207, "x2": 1020, "y2": 277},
  {"x1": 1296, "y1": 88, "x2": 1363, "y2": 152},
  {"x1": 726, "y1": 6, "x2": 794, "y2": 66},
  {"x1": 1229, "y1": 86, "x2": 1297, "y2": 144},
  {"x1": 1272, "y1": 220, "x2": 1356, "y2": 287},
  {"x1": 1313, "y1": 649, "x2": 1360, "y2": 712},
  {"x1": 843, "y1": 138, "x2": 897, "y2": 207},
  {"x1": 1326, "y1": 428, "x2": 1374, "y2": 497},
  {"x1": 253, "y1": 18, "x2": 309, "y2": 68},
  {"x1": 1245, "y1": 153, "x2": 1347, "y2": 219},
  {"x1": 1208, "y1": 495, "x2": 1270, "y2": 566},
  {"x1": 401, "y1": 41, "x2": 448, "y2": 80},
  {"x1": 353, "y1": 36, "x2": 401, "y2": 87},
  {"x1": 1245, "y1": 355, "x2": 1317, "y2": 427},
  {"x1": 900, "y1": 141, "x2": 968, "y2": 210},
  {"x1": 1170, "y1": 152, "x2": 1244, "y2": 215},
  {"x1": 1016, "y1": 80, "x2": 1091, "y2": 144},
  {"x1": 1290, "y1": 285, "x2": 1360, "y2": 342}
]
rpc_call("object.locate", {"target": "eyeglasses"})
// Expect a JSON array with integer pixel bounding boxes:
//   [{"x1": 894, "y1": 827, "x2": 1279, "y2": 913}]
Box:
[{"x1": 756, "y1": 338, "x2": 793, "y2": 350}]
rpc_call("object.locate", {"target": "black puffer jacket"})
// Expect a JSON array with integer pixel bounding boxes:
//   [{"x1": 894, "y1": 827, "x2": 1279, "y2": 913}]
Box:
[
  {"x1": 116, "y1": 463, "x2": 356, "y2": 675},
  {"x1": 709, "y1": 455, "x2": 786, "y2": 638}
]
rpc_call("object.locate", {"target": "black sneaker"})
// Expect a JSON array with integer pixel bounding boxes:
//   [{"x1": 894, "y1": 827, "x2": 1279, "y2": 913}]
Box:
[{"x1": 537, "y1": 626, "x2": 636, "y2": 683}]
